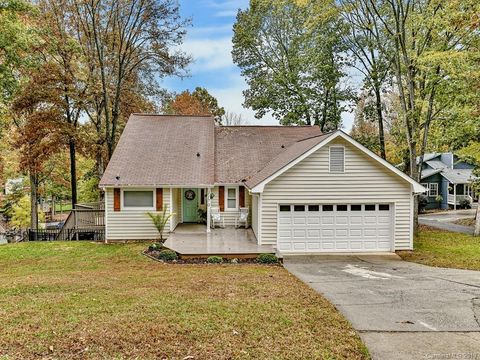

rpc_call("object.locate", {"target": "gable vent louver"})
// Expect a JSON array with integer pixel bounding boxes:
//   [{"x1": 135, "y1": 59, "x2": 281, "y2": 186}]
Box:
[{"x1": 330, "y1": 146, "x2": 345, "y2": 173}]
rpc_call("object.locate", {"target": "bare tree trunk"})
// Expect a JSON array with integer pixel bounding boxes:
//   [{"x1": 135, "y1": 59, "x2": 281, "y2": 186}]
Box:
[
  {"x1": 373, "y1": 86, "x2": 386, "y2": 159},
  {"x1": 69, "y1": 137, "x2": 77, "y2": 207}
]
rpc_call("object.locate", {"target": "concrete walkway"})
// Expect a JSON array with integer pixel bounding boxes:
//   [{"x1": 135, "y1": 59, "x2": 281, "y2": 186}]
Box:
[
  {"x1": 419, "y1": 209, "x2": 475, "y2": 234},
  {"x1": 284, "y1": 255, "x2": 480, "y2": 360}
]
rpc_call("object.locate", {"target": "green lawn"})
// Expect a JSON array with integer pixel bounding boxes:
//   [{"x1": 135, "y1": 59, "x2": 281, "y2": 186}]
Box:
[
  {"x1": 398, "y1": 226, "x2": 480, "y2": 271},
  {"x1": 0, "y1": 241, "x2": 368, "y2": 359}
]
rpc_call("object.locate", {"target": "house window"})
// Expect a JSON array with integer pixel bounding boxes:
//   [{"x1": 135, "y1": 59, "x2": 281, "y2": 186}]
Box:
[
  {"x1": 226, "y1": 186, "x2": 238, "y2": 210},
  {"x1": 329, "y1": 146, "x2": 345, "y2": 173},
  {"x1": 428, "y1": 183, "x2": 438, "y2": 197},
  {"x1": 122, "y1": 190, "x2": 154, "y2": 209}
]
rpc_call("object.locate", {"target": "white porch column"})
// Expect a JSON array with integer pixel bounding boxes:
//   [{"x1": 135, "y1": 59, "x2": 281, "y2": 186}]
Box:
[
  {"x1": 206, "y1": 187, "x2": 211, "y2": 232},
  {"x1": 454, "y1": 184, "x2": 457, "y2": 210}
]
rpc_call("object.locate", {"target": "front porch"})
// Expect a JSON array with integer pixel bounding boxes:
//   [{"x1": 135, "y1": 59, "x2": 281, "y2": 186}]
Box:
[
  {"x1": 164, "y1": 224, "x2": 275, "y2": 258},
  {"x1": 447, "y1": 183, "x2": 475, "y2": 209}
]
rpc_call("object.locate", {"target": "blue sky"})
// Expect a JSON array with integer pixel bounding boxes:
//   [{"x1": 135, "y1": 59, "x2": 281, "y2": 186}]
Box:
[{"x1": 162, "y1": 0, "x2": 355, "y2": 130}]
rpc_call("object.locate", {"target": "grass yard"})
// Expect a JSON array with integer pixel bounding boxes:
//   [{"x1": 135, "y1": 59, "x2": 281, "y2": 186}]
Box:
[
  {"x1": 0, "y1": 242, "x2": 368, "y2": 359},
  {"x1": 398, "y1": 226, "x2": 480, "y2": 271}
]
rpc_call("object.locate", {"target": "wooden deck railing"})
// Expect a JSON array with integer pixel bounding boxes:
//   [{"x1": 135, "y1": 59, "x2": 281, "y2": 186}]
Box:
[{"x1": 56, "y1": 204, "x2": 105, "y2": 241}]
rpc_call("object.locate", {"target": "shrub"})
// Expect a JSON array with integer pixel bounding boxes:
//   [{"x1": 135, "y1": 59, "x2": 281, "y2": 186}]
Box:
[
  {"x1": 158, "y1": 249, "x2": 178, "y2": 261},
  {"x1": 418, "y1": 195, "x2": 428, "y2": 213},
  {"x1": 148, "y1": 243, "x2": 162, "y2": 252},
  {"x1": 257, "y1": 253, "x2": 278, "y2": 264},
  {"x1": 206, "y1": 256, "x2": 223, "y2": 263},
  {"x1": 459, "y1": 198, "x2": 472, "y2": 209}
]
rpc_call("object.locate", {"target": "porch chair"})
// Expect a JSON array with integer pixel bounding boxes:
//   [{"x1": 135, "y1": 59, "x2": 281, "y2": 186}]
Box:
[
  {"x1": 210, "y1": 207, "x2": 225, "y2": 228},
  {"x1": 235, "y1": 207, "x2": 249, "y2": 228}
]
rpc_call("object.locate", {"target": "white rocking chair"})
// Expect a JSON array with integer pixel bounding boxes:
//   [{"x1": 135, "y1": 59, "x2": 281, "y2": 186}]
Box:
[
  {"x1": 235, "y1": 207, "x2": 249, "y2": 228},
  {"x1": 210, "y1": 207, "x2": 224, "y2": 228}
]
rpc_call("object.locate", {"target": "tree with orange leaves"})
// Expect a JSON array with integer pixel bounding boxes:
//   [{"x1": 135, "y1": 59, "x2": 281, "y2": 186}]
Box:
[{"x1": 164, "y1": 87, "x2": 225, "y2": 124}]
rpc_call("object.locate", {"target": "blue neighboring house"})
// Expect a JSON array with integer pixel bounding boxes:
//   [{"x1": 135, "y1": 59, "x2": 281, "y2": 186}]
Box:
[{"x1": 420, "y1": 153, "x2": 476, "y2": 210}]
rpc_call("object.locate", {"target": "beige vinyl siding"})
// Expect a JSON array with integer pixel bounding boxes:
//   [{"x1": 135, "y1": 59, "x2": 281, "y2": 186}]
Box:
[
  {"x1": 105, "y1": 187, "x2": 171, "y2": 241},
  {"x1": 171, "y1": 188, "x2": 181, "y2": 230},
  {"x1": 211, "y1": 186, "x2": 252, "y2": 226},
  {"x1": 251, "y1": 194, "x2": 259, "y2": 239},
  {"x1": 260, "y1": 137, "x2": 412, "y2": 250}
]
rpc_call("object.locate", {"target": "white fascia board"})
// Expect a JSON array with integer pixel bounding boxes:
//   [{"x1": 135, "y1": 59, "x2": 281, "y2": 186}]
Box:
[{"x1": 250, "y1": 130, "x2": 426, "y2": 194}]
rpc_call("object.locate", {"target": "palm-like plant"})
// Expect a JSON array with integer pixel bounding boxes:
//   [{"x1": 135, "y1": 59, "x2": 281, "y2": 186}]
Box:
[{"x1": 146, "y1": 208, "x2": 174, "y2": 243}]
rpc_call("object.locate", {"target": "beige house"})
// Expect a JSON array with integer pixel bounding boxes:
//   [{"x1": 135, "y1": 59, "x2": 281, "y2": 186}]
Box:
[{"x1": 99, "y1": 114, "x2": 424, "y2": 254}]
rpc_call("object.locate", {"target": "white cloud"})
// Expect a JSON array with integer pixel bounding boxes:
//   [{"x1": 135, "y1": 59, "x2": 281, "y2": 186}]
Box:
[
  {"x1": 214, "y1": 10, "x2": 238, "y2": 17},
  {"x1": 183, "y1": 37, "x2": 234, "y2": 72},
  {"x1": 202, "y1": 0, "x2": 248, "y2": 17}
]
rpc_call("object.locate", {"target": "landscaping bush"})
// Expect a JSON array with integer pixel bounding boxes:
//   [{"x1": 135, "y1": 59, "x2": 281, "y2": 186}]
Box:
[
  {"x1": 206, "y1": 256, "x2": 223, "y2": 263},
  {"x1": 158, "y1": 249, "x2": 178, "y2": 261},
  {"x1": 148, "y1": 243, "x2": 162, "y2": 252},
  {"x1": 418, "y1": 195, "x2": 429, "y2": 213},
  {"x1": 257, "y1": 253, "x2": 278, "y2": 264},
  {"x1": 459, "y1": 198, "x2": 472, "y2": 209}
]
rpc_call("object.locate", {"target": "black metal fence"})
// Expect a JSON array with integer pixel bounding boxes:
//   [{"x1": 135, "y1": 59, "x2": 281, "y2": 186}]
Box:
[{"x1": 28, "y1": 228, "x2": 105, "y2": 241}]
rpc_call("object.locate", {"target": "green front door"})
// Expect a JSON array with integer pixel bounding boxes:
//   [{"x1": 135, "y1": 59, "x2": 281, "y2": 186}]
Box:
[{"x1": 182, "y1": 188, "x2": 198, "y2": 223}]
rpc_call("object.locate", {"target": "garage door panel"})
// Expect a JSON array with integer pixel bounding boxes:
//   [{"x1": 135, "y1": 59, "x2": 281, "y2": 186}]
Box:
[
  {"x1": 378, "y1": 216, "x2": 391, "y2": 224},
  {"x1": 307, "y1": 242, "x2": 320, "y2": 250},
  {"x1": 322, "y1": 229, "x2": 335, "y2": 237},
  {"x1": 335, "y1": 229, "x2": 348, "y2": 237},
  {"x1": 364, "y1": 216, "x2": 377, "y2": 224},
  {"x1": 307, "y1": 229, "x2": 320, "y2": 237},
  {"x1": 307, "y1": 216, "x2": 320, "y2": 225},
  {"x1": 349, "y1": 228, "x2": 363, "y2": 237},
  {"x1": 293, "y1": 217, "x2": 306, "y2": 225},
  {"x1": 350, "y1": 216, "x2": 363, "y2": 224},
  {"x1": 278, "y1": 203, "x2": 393, "y2": 253},
  {"x1": 293, "y1": 229, "x2": 306, "y2": 238}
]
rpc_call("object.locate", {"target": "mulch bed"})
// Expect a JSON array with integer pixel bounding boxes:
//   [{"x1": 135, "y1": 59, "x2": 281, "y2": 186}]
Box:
[{"x1": 143, "y1": 249, "x2": 280, "y2": 265}]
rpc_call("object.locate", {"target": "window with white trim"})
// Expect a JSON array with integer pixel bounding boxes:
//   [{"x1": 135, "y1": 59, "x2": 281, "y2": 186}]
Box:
[
  {"x1": 329, "y1": 146, "x2": 345, "y2": 173},
  {"x1": 428, "y1": 183, "x2": 438, "y2": 197},
  {"x1": 225, "y1": 186, "x2": 238, "y2": 210},
  {"x1": 122, "y1": 190, "x2": 154, "y2": 209}
]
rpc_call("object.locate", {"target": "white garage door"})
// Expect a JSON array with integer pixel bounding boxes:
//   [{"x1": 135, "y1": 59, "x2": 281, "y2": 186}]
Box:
[{"x1": 278, "y1": 204, "x2": 393, "y2": 252}]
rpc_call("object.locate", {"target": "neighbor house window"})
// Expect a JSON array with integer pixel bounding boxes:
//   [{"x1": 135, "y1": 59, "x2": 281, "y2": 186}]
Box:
[
  {"x1": 428, "y1": 183, "x2": 438, "y2": 197},
  {"x1": 226, "y1": 186, "x2": 238, "y2": 210},
  {"x1": 329, "y1": 146, "x2": 345, "y2": 173},
  {"x1": 122, "y1": 190, "x2": 154, "y2": 209}
]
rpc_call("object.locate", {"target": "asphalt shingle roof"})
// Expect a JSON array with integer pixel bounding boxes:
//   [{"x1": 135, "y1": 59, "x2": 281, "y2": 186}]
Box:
[
  {"x1": 214, "y1": 126, "x2": 322, "y2": 183},
  {"x1": 100, "y1": 115, "x2": 324, "y2": 187},
  {"x1": 100, "y1": 114, "x2": 215, "y2": 186}
]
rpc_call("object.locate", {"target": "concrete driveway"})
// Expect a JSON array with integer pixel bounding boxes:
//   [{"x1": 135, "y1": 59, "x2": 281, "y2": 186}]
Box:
[
  {"x1": 284, "y1": 255, "x2": 480, "y2": 360},
  {"x1": 419, "y1": 208, "x2": 476, "y2": 234}
]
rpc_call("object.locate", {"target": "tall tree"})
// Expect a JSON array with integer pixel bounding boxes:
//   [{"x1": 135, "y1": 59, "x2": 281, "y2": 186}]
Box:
[
  {"x1": 339, "y1": 0, "x2": 390, "y2": 159},
  {"x1": 354, "y1": 0, "x2": 480, "y2": 230},
  {"x1": 0, "y1": 0, "x2": 35, "y2": 110},
  {"x1": 36, "y1": 0, "x2": 88, "y2": 207},
  {"x1": 232, "y1": 0, "x2": 350, "y2": 130},
  {"x1": 11, "y1": 64, "x2": 66, "y2": 229},
  {"x1": 72, "y1": 0, "x2": 190, "y2": 165}
]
